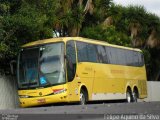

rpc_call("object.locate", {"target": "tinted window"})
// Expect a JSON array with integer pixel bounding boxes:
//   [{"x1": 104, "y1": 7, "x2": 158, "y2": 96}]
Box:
[
  {"x1": 66, "y1": 41, "x2": 76, "y2": 82},
  {"x1": 76, "y1": 41, "x2": 98, "y2": 63},
  {"x1": 132, "y1": 51, "x2": 139, "y2": 66},
  {"x1": 107, "y1": 47, "x2": 117, "y2": 64},
  {"x1": 105, "y1": 46, "x2": 144, "y2": 67},
  {"x1": 76, "y1": 41, "x2": 144, "y2": 67},
  {"x1": 87, "y1": 44, "x2": 98, "y2": 62},
  {"x1": 97, "y1": 45, "x2": 108, "y2": 63},
  {"x1": 76, "y1": 42, "x2": 88, "y2": 62},
  {"x1": 105, "y1": 47, "x2": 111, "y2": 63},
  {"x1": 137, "y1": 52, "x2": 144, "y2": 66},
  {"x1": 116, "y1": 49, "x2": 126, "y2": 65},
  {"x1": 125, "y1": 50, "x2": 133, "y2": 66}
]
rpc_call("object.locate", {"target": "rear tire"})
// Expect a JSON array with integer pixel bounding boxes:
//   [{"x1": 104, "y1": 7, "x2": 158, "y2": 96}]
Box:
[
  {"x1": 132, "y1": 90, "x2": 138, "y2": 102},
  {"x1": 126, "y1": 90, "x2": 132, "y2": 103}
]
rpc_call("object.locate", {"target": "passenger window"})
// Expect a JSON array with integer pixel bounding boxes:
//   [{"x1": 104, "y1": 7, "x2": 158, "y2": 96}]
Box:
[
  {"x1": 87, "y1": 44, "x2": 98, "y2": 62},
  {"x1": 97, "y1": 45, "x2": 108, "y2": 63},
  {"x1": 125, "y1": 50, "x2": 132, "y2": 66},
  {"x1": 108, "y1": 47, "x2": 117, "y2": 64},
  {"x1": 138, "y1": 52, "x2": 144, "y2": 66},
  {"x1": 76, "y1": 42, "x2": 88, "y2": 62},
  {"x1": 66, "y1": 41, "x2": 76, "y2": 82},
  {"x1": 116, "y1": 49, "x2": 126, "y2": 65}
]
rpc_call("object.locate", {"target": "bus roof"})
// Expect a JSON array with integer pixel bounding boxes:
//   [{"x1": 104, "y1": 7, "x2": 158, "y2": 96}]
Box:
[{"x1": 22, "y1": 37, "x2": 141, "y2": 52}]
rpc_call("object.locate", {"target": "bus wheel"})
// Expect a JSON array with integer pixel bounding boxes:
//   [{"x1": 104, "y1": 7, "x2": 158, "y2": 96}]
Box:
[
  {"x1": 80, "y1": 89, "x2": 87, "y2": 105},
  {"x1": 126, "y1": 90, "x2": 132, "y2": 103},
  {"x1": 132, "y1": 90, "x2": 138, "y2": 102}
]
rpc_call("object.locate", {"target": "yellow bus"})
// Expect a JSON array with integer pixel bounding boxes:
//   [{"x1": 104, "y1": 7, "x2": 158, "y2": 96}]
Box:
[{"x1": 17, "y1": 37, "x2": 147, "y2": 107}]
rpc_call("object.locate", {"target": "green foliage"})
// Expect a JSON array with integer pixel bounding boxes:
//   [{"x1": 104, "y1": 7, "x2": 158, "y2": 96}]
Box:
[
  {"x1": 93, "y1": 0, "x2": 112, "y2": 22},
  {"x1": 0, "y1": 42, "x2": 9, "y2": 58},
  {"x1": 81, "y1": 25, "x2": 131, "y2": 46},
  {"x1": 11, "y1": 2, "x2": 50, "y2": 43},
  {"x1": 125, "y1": 6, "x2": 147, "y2": 24},
  {"x1": 0, "y1": 0, "x2": 58, "y2": 70}
]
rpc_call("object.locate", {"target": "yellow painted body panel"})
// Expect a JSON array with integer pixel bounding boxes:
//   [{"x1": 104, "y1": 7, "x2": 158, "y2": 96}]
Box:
[
  {"x1": 19, "y1": 84, "x2": 69, "y2": 107},
  {"x1": 18, "y1": 37, "x2": 147, "y2": 107},
  {"x1": 76, "y1": 63, "x2": 147, "y2": 100}
]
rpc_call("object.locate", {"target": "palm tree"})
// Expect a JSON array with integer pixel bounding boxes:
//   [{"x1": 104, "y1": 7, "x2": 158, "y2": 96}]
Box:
[
  {"x1": 125, "y1": 6, "x2": 147, "y2": 47},
  {"x1": 146, "y1": 29, "x2": 159, "y2": 48},
  {"x1": 52, "y1": 0, "x2": 95, "y2": 37},
  {"x1": 53, "y1": 0, "x2": 112, "y2": 37},
  {"x1": 145, "y1": 13, "x2": 160, "y2": 48}
]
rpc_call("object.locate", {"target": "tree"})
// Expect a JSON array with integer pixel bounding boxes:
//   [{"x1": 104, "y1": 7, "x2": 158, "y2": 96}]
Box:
[
  {"x1": 52, "y1": 0, "x2": 112, "y2": 37},
  {"x1": 0, "y1": 0, "x2": 58, "y2": 73}
]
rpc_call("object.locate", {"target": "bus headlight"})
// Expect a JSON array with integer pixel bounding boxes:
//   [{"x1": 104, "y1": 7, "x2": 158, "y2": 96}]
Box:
[
  {"x1": 53, "y1": 88, "x2": 67, "y2": 95},
  {"x1": 19, "y1": 95, "x2": 29, "y2": 98}
]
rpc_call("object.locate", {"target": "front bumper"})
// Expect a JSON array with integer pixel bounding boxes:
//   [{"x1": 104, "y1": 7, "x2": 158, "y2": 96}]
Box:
[{"x1": 19, "y1": 92, "x2": 68, "y2": 107}]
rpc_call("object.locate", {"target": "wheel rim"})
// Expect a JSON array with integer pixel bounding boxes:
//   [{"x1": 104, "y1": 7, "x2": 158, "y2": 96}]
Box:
[
  {"x1": 80, "y1": 91, "x2": 85, "y2": 105},
  {"x1": 132, "y1": 91, "x2": 137, "y2": 102},
  {"x1": 126, "y1": 92, "x2": 131, "y2": 103}
]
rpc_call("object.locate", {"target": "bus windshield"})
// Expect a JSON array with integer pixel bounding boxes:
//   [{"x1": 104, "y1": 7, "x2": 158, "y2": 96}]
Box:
[{"x1": 18, "y1": 43, "x2": 65, "y2": 89}]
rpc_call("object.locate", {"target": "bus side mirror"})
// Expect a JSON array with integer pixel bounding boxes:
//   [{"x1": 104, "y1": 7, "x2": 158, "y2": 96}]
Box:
[{"x1": 10, "y1": 60, "x2": 17, "y2": 76}]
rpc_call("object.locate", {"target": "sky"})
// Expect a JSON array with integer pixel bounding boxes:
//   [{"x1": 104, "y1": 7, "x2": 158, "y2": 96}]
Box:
[{"x1": 113, "y1": 0, "x2": 160, "y2": 17}]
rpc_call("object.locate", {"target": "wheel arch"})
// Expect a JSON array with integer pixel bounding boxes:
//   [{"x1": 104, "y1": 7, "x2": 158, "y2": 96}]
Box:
[{"x1": 125, "y1": 84, "x2": 132, "y2": 93}]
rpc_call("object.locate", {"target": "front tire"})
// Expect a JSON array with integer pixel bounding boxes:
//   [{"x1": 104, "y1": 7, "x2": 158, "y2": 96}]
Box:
[{"x1": 79, "y1": 89, "x2": 87, "y2": 105}]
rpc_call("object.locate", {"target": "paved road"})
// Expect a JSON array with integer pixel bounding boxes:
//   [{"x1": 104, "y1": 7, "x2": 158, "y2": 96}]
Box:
[{"x1": 0, "y1": 102, "x2": 160, "y2": 120}]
